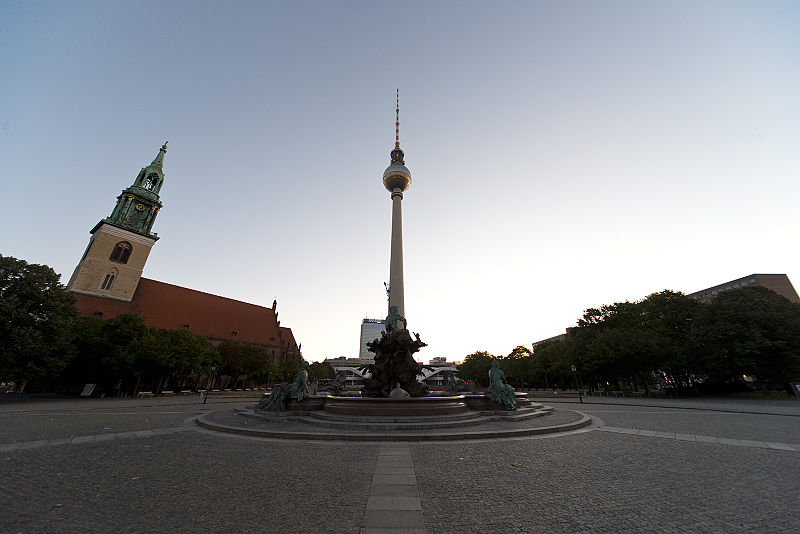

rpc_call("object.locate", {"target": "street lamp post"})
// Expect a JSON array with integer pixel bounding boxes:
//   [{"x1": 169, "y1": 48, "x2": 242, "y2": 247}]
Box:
[
  {"x1": 571, "y1": 364, "x2": 583, "y2": 404},
  {"x1": 203, "y1": 365, "x2": 217, "y2": 405}
]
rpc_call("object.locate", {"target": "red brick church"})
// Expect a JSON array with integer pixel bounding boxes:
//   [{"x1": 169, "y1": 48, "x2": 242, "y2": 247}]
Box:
[{"x1": 66, "y1": 143, "x2": 300, "y2": 363}]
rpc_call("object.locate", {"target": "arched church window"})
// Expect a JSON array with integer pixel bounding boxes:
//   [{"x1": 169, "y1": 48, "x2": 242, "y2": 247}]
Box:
[
  {"x1": 110, "y1": 242, "x2": 132, "y2": 264},
  {"x1": 100, "y1": 268, "x2": 119, "y2": 291},
  {"x1": 144, "y1": 173, "x2": 158, "y2": 191}
]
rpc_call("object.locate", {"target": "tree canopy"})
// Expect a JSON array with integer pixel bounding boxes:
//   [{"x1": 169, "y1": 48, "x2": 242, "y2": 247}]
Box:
[
  {"x1": 459, "y1": 288, "x2": 800, "y2": 394},
  {"x1": 0, "y1": 255, "x2": 79, "y2": 388}
]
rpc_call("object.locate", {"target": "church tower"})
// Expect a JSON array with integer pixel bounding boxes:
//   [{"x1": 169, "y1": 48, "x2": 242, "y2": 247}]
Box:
[{"x1": 67, "y1": 143, "x2": 167, "y2": 302}]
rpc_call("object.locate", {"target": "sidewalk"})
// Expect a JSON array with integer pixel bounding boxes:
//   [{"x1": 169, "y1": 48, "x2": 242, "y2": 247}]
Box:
[
  {"x1": 0, "y1": 392, "x2": 259, "y2": 414},
  {"x1": 527, "y1": 393, "x2": 800, "y2": 416}
]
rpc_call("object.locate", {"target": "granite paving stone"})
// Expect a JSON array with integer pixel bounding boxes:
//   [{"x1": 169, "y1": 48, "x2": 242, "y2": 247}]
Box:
[
  {"x1": 411, "y1": 411, "x2": 800, "y2": 533},
  {"x1": 2, "y1": 395, "x2": 799, "y2": 533},
  {"x1": 363, "y1": 510, "x2": 425, "y2": 528},
  {"x1": 372, "y1": 474, "x2": 416, "y2": 485},
  {"x1": 366, "y1": 496, "x2": 421, "y2": 510},
  {"x1": 369, "y1": 485, "x2": 420, "y2": 497},
  {"x1": 374, "y1": 466, "x2": 415, "y2": 475},
  {"x1": 1, "y1": 432, "x2": 377, "y2": 534},
  {"x1": 576, "y1": 403, "x2": 800, "y2": 443}
]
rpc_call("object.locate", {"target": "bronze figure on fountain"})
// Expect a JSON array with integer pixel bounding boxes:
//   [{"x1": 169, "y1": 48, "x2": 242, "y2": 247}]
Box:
[{"x1": 359, "y1": 306, "x2": 430, "y2": 398}]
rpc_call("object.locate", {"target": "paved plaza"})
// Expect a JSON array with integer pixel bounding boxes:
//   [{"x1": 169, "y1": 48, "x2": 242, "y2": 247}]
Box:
[{"x1": 1, "y1": 395, "x2": 799, "y2": 533}]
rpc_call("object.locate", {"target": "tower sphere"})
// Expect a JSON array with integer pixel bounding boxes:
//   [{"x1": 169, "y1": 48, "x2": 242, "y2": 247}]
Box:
[{"x1": 383, "y1": 148, "x2": 412, "y2": 193}]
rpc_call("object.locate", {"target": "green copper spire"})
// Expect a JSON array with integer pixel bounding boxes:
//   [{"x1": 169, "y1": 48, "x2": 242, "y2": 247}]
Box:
[
  {"x1": 149, "y1": 141, "x2": 167, "y2": 169},
  {"x1": 99, "y1": 143, "x2": 167, "y2": 239}
]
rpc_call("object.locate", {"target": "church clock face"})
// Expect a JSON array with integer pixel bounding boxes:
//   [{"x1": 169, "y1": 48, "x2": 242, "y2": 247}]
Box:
[{"x1": 124, "y1": 204, "x2": 147, "y2": 228}]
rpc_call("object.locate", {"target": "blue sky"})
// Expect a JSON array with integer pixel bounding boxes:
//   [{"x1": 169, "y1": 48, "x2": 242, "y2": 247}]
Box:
[{"x1": 2, "y1": 1, "x2": 799, "y2": 362}]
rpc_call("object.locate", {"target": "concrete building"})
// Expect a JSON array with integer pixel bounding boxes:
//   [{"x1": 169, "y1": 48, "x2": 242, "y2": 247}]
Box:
[
  {"x1": 532, "y1": 333, "x2": 567, "y2": 351},
  {"x1": 687, "y1": 274, "x2": 799, "y2": 304},
  {"x1": 419, "y1": 358, "x2": 459, "y2": 388},
  {"x1": 359, "y1": 318, "x2": 385, "y2": 359},
  {"x1": 67, "y1": 143, "x2": 300, "y2": 362},
  {"x1": 323, "y1": 356, "x2": 374, "y2": 388}
]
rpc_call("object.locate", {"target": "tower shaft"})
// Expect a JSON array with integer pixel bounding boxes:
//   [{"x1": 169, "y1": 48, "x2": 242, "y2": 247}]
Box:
[
  {"x1": 382, "y1": 90, "x2": 411, "y2": 320},
  {"x1": 389, "y1": 189, "x2": 405, "y2": 317}
]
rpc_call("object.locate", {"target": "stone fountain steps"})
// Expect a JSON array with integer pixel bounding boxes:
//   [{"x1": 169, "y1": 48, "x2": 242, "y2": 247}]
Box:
[
  {"x1": 303, "y1": 401, "x2": 546, "y2": 423},
  {"x1": 304, "y1": 409, "x2": 483, "y2": 423},
  {"x1": 232, "y1": 404, "x2": 553, "y2": 432},
  {"x1": 196, "y1": 404, "x2": 591, "y2": 442},
  {"x1": 290, "y1": 407, "x2": 547, "y2": 431}
]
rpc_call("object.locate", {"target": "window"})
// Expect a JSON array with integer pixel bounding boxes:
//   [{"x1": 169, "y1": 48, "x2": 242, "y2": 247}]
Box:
[
  {"x1": 110, "y1": 241, "x2": 132, "y2": 263},
  {"x1": 100, "y1": 268, "x2": 118, "y2": 291},
  {"x1": 144, "y1": 173, "x2": 158, "y2": 191}
]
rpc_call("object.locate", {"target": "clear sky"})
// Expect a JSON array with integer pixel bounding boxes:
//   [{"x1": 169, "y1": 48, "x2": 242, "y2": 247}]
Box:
[{"x1": 2, "y1": 1, "x2": 799, "y2": 363}]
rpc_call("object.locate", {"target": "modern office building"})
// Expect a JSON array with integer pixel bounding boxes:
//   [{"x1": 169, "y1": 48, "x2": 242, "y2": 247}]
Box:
[{"x1": 359, "y1": 318, "x2": 385, "y2": 359}]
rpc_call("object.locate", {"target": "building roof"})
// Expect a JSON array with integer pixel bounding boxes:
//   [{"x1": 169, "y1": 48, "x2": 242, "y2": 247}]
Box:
[
  {"x1": 686, "y1": 274, "x2": 800, "y2": 304},
  {"x1": 72, "y1": 277, "x2": 286, "y2": 347},
  {"x1": 279, "y1": 326, "x2": 299, "y2": 353}
]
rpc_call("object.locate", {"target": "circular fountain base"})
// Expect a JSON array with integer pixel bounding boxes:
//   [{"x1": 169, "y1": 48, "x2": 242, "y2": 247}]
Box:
[
  {"x1": 196, "y1": 393, "x2": 592, "y2": 442},
  {"x1": 323, "y1": 395, "x2": 469, "y2": 416}
]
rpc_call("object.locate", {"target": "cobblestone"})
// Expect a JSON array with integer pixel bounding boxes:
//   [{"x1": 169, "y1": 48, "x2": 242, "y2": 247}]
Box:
[
  {"x1": 573, "y1": 404, "x2": 800, "y2": 443},
  {"x1": 1, "y1": 433, "x2": 377, "y2": 534},
  {"x1": 0, "y1": 407, "x2": 200, "y2": 443},
  {"x1": 411, "y1": 432, "x2": 800, "y2": 533},
  {"x1": 2, "y1": 396, "x2": 799, "y2": 533}
]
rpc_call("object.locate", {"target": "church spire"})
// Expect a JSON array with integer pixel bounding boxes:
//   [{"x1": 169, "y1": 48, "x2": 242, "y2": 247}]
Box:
[
  {"x1": 102, "y1": 142, "x2": 167, "y2": 239},
  {"x1": 150, "y1": 141, "x2": 167, "y2": 169}
]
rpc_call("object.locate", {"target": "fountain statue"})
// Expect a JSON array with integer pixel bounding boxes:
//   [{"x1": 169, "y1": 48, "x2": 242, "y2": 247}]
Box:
[
  {"x1": 486, "y1": 360, "x2": 516, "y2": 410},
  {"x1": 256, "y1": 361, "x2": 309, "y2": 411},
  {"x1": 359, "y1": 307, "x2": 430, "y2": 398}
]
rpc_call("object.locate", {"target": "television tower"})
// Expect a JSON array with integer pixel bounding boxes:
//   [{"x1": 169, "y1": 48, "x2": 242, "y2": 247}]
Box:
[{"x1": 382, "y1": 90, "x2": 412, "y2": 318}]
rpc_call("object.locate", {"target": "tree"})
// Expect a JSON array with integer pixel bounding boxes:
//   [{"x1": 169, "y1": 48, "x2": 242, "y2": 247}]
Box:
[
  {"x1": 237, "y1": 343, "x2": 281, "y2": 387},
  {"x1": 217, "y1": 340, "x2": 245, "y2": 379},
  {"x1": 0, "y1": 255, "x2": 79, "y2": 389},
  {"x1": 279, "y1": 357, "x2": 301, "y2": 381},
  {"x1": 637, "y1": 291, "x2": 703, "y2": 382},
  {"x1": 60, "y1": 316, "x2": 115, "y2": 393},
  {"x1": 501, "y1": 346, "x2": 532, "y2": 387},
  {"x1": 458, "y1": 351, "x2": 494, "y2": 386},
  {"x1": 694, "y1": 286, "x2": 800, "y2": 388},
  {"x1": 123, "y1": 327, "x2": 172, "y2": 393},
  {"x1": 163, "y1": 329, "x2": 214, "y2": 377},
  {"x1": 532, "y1": 339, "x2": 574, "y2": 389},
  {"x1": 308, "y1": 361, "x2": 335, "y2": 380}
]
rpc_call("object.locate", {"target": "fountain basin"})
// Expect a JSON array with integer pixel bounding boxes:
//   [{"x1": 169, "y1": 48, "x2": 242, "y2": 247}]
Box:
[{"x1": 323, "y1": 395, "x2": 469, "y2": 416}]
